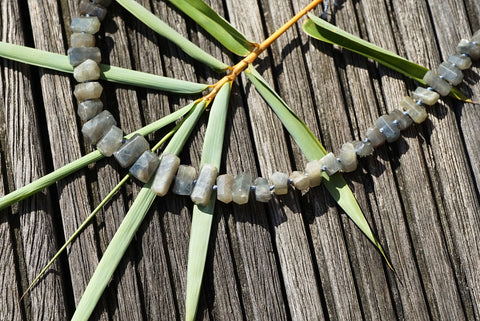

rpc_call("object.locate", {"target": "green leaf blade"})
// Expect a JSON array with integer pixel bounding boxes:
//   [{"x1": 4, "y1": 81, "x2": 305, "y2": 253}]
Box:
[{"x1": 168, "y1": 0, "x2": 256, "y2": 56}]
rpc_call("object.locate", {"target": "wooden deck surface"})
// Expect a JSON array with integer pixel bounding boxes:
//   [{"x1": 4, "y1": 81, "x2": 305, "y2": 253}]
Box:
[{"x1": 1, "y1": 0, "x2": 480, "y2": 320}]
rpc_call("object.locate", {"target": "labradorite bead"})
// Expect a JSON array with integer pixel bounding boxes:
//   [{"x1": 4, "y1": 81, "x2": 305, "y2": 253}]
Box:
[
  {"x1": 151, "y1": 154, "x2": 180, "y2": 196},
  {"x1": 254, "y1": 177, "x2": 271, "y2": 203},
  {"x1": 423, "y1": 71, "x2": 451, "y2": 96},
  {"x1": 353, "y1": 140, "x2": 373, "y2": 157},
  {"x1": 438, "y1": 62, "x2": 463, "y2": 85},
  {"x1": 113, "y1": 134, "x2": 149, "y2": 168},
  {"x1": 270, "y1": 171, "x2": 289, "y2": 195},
  {"x1": 172, "y1": 165, "x2": 197, "y2": 196},
  {"x1": 319, "y1": 152, "x2": 342, "y2": 176},
  {"x1": 191, "y1": 164, "x2": 218, "y2": 206},
  {"x1": 456, "y1": 39, "x2": 480, "y2": 60},
  {"x1": 447, "y1": 54, "x2": 472, "y2": 70},
  {"x1": 73, "y1": 59, "x2": 101, "y2": 82},
  {"x1": 81, "y1": 110, "x2": 116, "y2": 144},
  {"x1": 80, "y1": 0, "x2": 107, "y2": 21},
  {"x1": 400, "y1": 96, "x2": 427, "y2": 124},
  {"x1": 74, "y1": 82, "x2": 103, "y2": 101},
  {"x1": 339, "y1": 142, "x2": 357, "y2": 172},
  {"x1": 412, "y1": 87, "x2": 440, "y2": 106},
  {"x1": 68, "y1": 47, "x2": 101, "y2": 67},
  {"x1": 473, "y1": 30, "x2": 480, "y2": 43},
  {"x1": 375, "y1": 114, "x2": 400, "y2": 143},
  {"x1": 216, "y1": 174, "x2": 234, "y2": 203},
  {"x1": 305, "y1": 160, "x2": 322, "y2": 187},
  {"x1": 390, "y1": 109, "x2": 413, "y2": 130},
  {"x1": 366, "y1": 127, "x2": 386, "y2": 148},
  {"x1": 77, "y1": 99, "x2": 103, "y2": 122},
  {"x1": 71, "y1": 32, "x2": 95, "y2": 47},
  {"x1": 232, "y1": 172, "x2": 252, "y2": 205},
  {"x1": 129, "y1": 151, "x2": 160, "y2": 183},
  {"x1": 70, "y1": 16, "x2": 101, "y2": 34},
  {"x1": 289, "y1": 171, "x2": 309, "y2": 190},
  {"x1": 97, "y1": 125, "x2": 123, "y2": 156}
]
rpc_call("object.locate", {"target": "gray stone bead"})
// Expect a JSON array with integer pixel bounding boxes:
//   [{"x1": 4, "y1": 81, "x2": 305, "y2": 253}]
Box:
[
  {"x1": 319, "y1": 152, "x2": 342, "y2": 176},
  {"x1": 447, "y1": 54, "x2": 472, "y2": 70},
  {"x1": 129, "y1": 151, "x2": 160, "y2": 183},
  {"x1": 438, "y1": 62, "x2": 463, "y2": 85},
  {"x1": 339, "y1": 142, "x2": 357, "y2": 172},
  {"x1": 305, "y1": 160, "x2": 323, "y2": 187},
  {"x1": 151, "y1": 154, "x2": 180, "y2": 196},
  {"x1": 270, "y1": 171, "x2": 289, "y2": 195},
  {"x1": 400, "y1": 96, "x2": 427, "y2": 124},
  {"x1": 254, "y1": 177, "x2": 271, "y2": 203},
  {"x1": 216, "y1": 174, "x2": 234, "y2": 203},
  {"x1": 71, "y1": 32, "x2": 95, "y2": 47},
  {"x1": 456, "y1": 39, "x2": 480, "y2": 60},
  {"x1": 73, "y1": 59, "x2": 101, "y2": 82},
  {"x1": 422, "y1": 70, "x2": 451, "y2": 96},
  {"x1": 412, "y1": 86, "x2": 440, "y2": 106},
  {"x1": 366, "y1": 126, "x2": 386, "y2": 148},
  {"x1": 97, "y1": 125, "x2": 123, "y2": 157},
  {"x1": 232, "y1": 172, "x2": 252, "y2": 205},
  {"x1": 70, "y1": 17, "x2": 101, "y2": 34},
  {"x1": 81, "y1": 110, "x2": 116, "y2": 144},
  {"x1": 353, "y1": 140, "x2": 373, "y2": 157},
  {"x1": 113, "y1": 134, "x2": 149, "y2": 168},
  {"x1": 191, "y1": 164, "x2": 218, "y2": 206},
  {"x1": 74, "y1": 82, "x2": 103, "y2": 101},
  {"x1": 375, "y1": 114, "x2": 400, "y2": 143},
  {"x1": 390, "y1": 109, "x2": 413, "y2": 130},
  {"x1": 80, "y1": 0, "x2": 107, "y2": 21},
  {"x1": 77, "y1": 99, "x2": 103, "y2": 122},
  {"x1": 68, "y1": 47, "x2": 101, "y2": 67},
  {"x1": 172, "y1": 165, "x2": 197, "y2": 196},
  {"x1": 473, "y1": 30, "x2": 480, "y2": 43},
  {"x1": 93, "y1": 0, "x2": 112, "y2": 6},
  {"x1": 289, "y1": 171, "x2": 309, "y2": 190}
]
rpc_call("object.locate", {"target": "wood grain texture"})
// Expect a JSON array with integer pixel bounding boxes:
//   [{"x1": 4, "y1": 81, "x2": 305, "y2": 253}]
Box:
[{"x1": 1, "y1": 0, "x2": 479, "y2": 320}]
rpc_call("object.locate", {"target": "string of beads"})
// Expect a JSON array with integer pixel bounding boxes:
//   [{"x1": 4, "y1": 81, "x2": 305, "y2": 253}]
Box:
[{"x1": 68, "y1": 1, "x2": 480, "y2": 206}]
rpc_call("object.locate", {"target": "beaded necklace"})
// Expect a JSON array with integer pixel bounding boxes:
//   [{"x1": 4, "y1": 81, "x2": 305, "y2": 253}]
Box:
[{"x1": 70, "y1": 1, "x2": 480, "y2": 207}]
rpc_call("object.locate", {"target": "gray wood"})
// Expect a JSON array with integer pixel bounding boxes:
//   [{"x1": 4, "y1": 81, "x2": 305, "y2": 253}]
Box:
[{"x1": 1, "y1": 0, "x2": 479, "y2": 320}]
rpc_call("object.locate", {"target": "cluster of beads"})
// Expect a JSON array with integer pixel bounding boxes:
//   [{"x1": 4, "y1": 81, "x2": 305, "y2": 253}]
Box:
[{"x1": 69, "y1": 4, "x2": 479, "y2": 207}]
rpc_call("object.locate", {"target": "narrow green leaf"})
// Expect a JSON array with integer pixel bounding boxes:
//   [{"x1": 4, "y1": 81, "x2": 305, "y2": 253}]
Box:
[
  {"x1": 115, "y1": 0, "x2": 229, "y2": 72},
  {"x1": 0, "y1": 42, "x2": 208, "y2": 94},
  {"x1": 185, "y1": 82, "x2": 232, "y2": 321},
  {"x1": 71, "y1": 100, "x2": 207, "y2": 321},
  {"x1": 245, "y1": 65, "x2": 392, "y2": 269},
  {"x1": 167, "y1": 0, "x2": 255, "y2": 56},
  {"x1": 302, "y1": 14, "x2": 472, "y2": 103}
]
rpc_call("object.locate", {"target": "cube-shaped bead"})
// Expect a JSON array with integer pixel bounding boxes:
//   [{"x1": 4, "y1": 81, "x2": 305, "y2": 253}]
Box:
[
  {"x1": 412, "y1": 87, "x2": 440, "y2": 106},
  {"x1": 456, "y1": 39, "x2": 480, "y2": 60},
  {"x1": 74, "y1": 82, "x2": 103, "y2": 101},
  {"x1": 289, "y1": 171, "x2": 309, "y2": 190},
  {"x1": 353, "y1": 140, "x2": 373, "y2": 157},
  {"x1": 423, "y1": 71, "x2": 451, "y2": 96},
  {"x1": 81, "y1": 110, "x2": 116, "y2": 144},
  {"x1": 71, "y1": 32, "x2": 95, "y2": 47},
  {"x1": 447, "y1": 54, "x2": 472, "y2": 70},
  {"x1": 216, "y1": 174, "x2": 234, "y2": 203},
  {"x1": 390, "y1": 109, "x2": 413, "y2": 130},
  {"x1": 400, "y1": 96, "x2": 427, "y2": 124},
  {"x1": 191, "y1": 164, "x2": 218, "y2": 206},
  {"x1": 366, "y1": 127, "x2": 386, "y2": 148},
  {"x1": 97, "y1": 125, "x2": 123, "y2": 156},
  {"x1": 254, "y1": 177, "x2": 271, "y2": 203},
  {"x1": 339, "y1": 142, "x2": 357, "y2": 172},
  {"x1": 77, "y1": 99, "x2": 103, "y2": 122},
  {"x1": 305, "y1": 160, "x2": 322, "y2": 187},
  {"x1": 68, "y1": 47, "x2": 101, "y2": 67},
  {"x1": 74, "y1": 59, "x2": 101, "y2": 82},
  {"x1": 438, "y1": 62, "x2": 463, "y2": 85},
  {"x1": 80, "y1": 0, "x2": 107, "y2": 21},
  {"x1": 129, "y1": 151, "x2": 160, "y2": 183},
  {"x1": 270, "y1": 171, "x2": 289, "y2": 195},
  {"x1": 376, "y1": 114, "x2": 400, "y2": 143},
  {"x1": 70, "y1": 17, "x2": 101, "y2": 34},
  {"x1": 172, "y1": 165, "x2": 196, "y2": 196},
  {"x1": 319, "y1": 152, "x2": 342, "y2": 176},
  {"x1": 113, "y1": 134, "x2": 149, "y2": 168},
  {"x1": 151, "y1": 154, "x2": 180, "y2": 196},
  {"x1": 232, "y1": 173, "x2": 252, "y2": 205}
]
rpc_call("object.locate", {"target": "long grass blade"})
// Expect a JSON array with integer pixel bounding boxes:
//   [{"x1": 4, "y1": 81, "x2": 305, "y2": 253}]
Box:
[
  {"x1": 245, "y1": 65, "x2": 393, "y2": 269},
  {"x1": 167, "y1": 0, "x2": 256, "y2": 56},
  {"x1": 0, "y1": 42, "x2": 208, "y2": 94},
  {"x1": 71, "y1": 100, "x2": 207, "y2": 321},
  {"x1": 302, "y1": 14, "x2": 471, "y2": 102},
  {"x1": 115, "y1": 0, "x2": 229, "y2": 72},
  {"x1": 185, "y1": 82, "x2": 232, "y2": 321}
]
